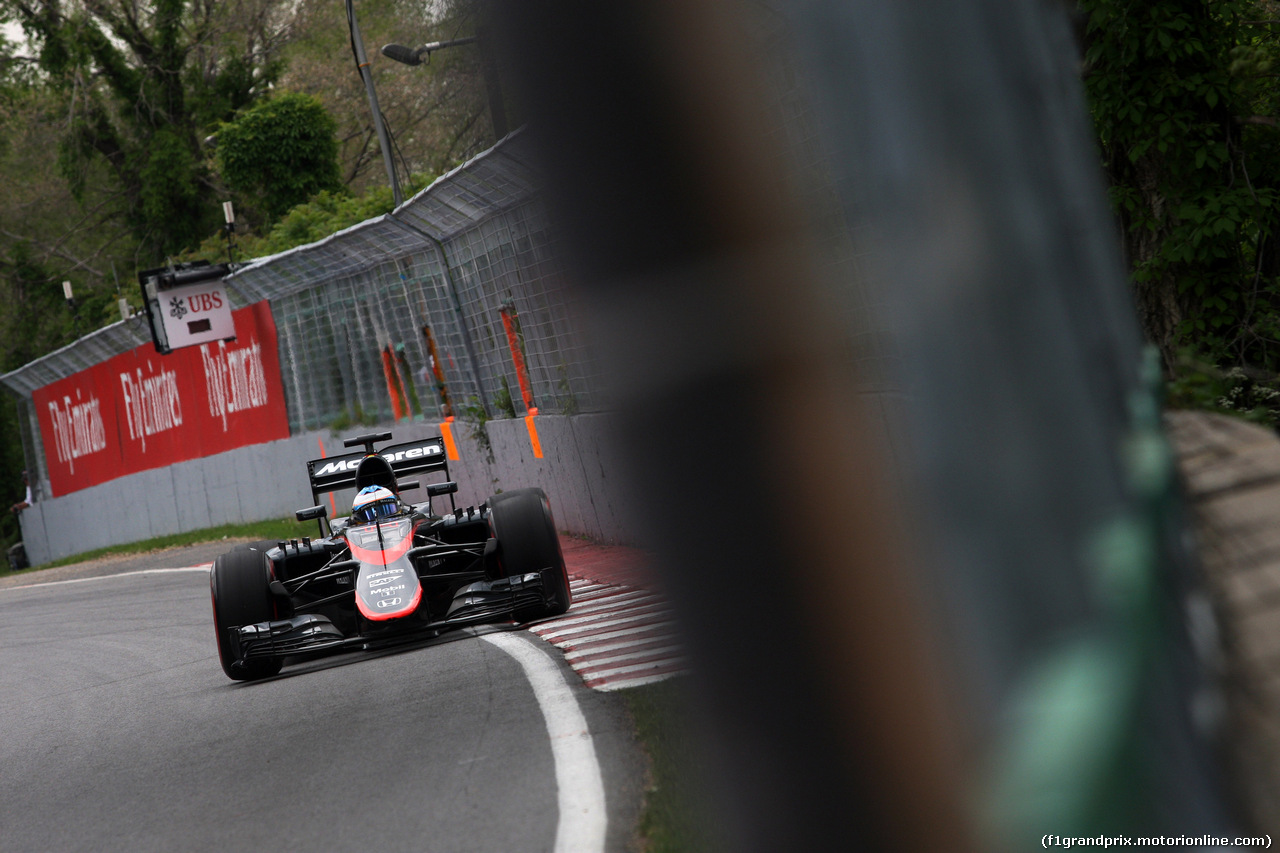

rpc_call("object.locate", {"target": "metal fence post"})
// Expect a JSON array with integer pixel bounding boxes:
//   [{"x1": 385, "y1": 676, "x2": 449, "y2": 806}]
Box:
[{"x1": 388, "y1": 215, "x2": 491, "y2": 417}]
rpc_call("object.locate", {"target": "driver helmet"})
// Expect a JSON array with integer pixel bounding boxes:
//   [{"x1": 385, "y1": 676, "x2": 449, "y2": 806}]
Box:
[{"x1": 352, "y1": 485, "x2": 400, "y2": 523}]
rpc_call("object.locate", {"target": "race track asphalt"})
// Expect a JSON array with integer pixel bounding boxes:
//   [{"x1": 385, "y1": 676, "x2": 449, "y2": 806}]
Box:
[{"x1": 0, "y1": 553, "x2": 645, "y2": 853}]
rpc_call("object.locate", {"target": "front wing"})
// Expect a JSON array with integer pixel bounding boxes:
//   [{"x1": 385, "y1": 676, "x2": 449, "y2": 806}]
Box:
[{"x1": 226, "y1": 570, "x2": 552, "y2": 673}]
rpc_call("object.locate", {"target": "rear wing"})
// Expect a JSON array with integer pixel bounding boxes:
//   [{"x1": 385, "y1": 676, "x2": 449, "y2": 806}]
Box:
[{"x1": 306, "y1": 436, "x2": 449, "y2": 506}]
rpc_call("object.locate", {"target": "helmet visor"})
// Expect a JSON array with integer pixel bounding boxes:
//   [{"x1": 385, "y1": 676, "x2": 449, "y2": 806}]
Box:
[{"x1": 354, "y1": 498, "x2": 399, "y2": 522}]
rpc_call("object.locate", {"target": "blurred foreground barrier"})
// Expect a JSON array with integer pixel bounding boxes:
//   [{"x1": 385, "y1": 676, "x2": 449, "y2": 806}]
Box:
[{"x1": 493, "y1": 0, "x2": 1236, "y2": 849}]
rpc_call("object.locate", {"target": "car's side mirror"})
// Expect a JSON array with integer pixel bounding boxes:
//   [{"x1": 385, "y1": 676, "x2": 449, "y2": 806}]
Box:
[
  {"x1": 397, "y1": 479, "x2": 420, "y2": 493},
  {"x1": 296, "y1": 505, "x2": 328, "y2": 521},
  {"x1": 425, "y1": 481, "x2": 458, "y2": 518}
]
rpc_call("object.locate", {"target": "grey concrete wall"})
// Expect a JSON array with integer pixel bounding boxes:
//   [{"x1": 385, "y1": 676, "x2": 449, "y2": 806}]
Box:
[{"x1": 18, "y1": 412, "x2": 641, "y2": 565}]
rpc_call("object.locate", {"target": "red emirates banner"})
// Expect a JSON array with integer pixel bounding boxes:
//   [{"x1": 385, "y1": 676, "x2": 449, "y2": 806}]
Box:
[{"x1": 33, "y1": 302, "x2": 291, "y2": 497}]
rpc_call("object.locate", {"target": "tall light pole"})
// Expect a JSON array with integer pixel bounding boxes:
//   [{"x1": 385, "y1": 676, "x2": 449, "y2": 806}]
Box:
[
  {"x1": 382, "y1": 29, "x2": 509, "y2": 140},
  {"x1": 475, "y1": 23, "x2": 509, "y2": 139},
  {"x1": 345, "y1": 0, "x2": 403, "y2": 207}
]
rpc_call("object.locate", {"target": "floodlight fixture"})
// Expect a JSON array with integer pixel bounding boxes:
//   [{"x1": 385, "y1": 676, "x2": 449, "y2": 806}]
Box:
[{"x1": 381, "y1": 37, "x2": 477, "y2": 67}]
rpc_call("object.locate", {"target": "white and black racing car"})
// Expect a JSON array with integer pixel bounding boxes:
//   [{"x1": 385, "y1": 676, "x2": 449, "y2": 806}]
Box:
[{"x1": 210, "y1": 432, "x2": 572, "y2": 680}]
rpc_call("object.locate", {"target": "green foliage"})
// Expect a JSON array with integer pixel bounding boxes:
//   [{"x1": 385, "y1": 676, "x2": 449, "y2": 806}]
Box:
[
  {"x1": 328, "y1": 402, "x2": 380, "y2": 432},
  {"x1": 0, "y1": 395, "x2": 25, "y2": 550},
  {"x1": 4, "y1": 0, "x2": 284, "y2": 261},
  {"x1": 217, "y1": 92, "x2": 343, "y2": 224},
  {"x1": 0, "y1": 240, "x2": 119, "y2": 549},
  {"x1": 181, "y1": 174, "x2": 434, "y2": 264},
  {"x1": 461, "y1": 395, "x2": 495, "y2": 464},
  {"x1": 1, "y1": 241, "x2": 70, "y2": 368},
  {"x1": 279, "y1": 0, "x2": 493, "y2": 190},
  {"x1": 1166, "y1": 349, "x2": 1280, "y2": 425},
  {"x1": 622, "y1": 679, "x2": 712, "y2": 853},
  {"x1": 557, "y1": 363, "x2": 579, "y2": 415},
  {"x1": 0, "y1": 0, "x2": 484, "y2": 544},
  {"x1": 187, "y1": 53, "x2": 280, "y2": 130},
  {"x1": 1080, "y1": 0, "x2": 1280, "y2": 372},
  {"x1": 22, "y1": 517, "x2": 316, "y2": 572},
  {"x1": 137, "y1": 127, "x2": 206, "y2": 252},
  {"x1": 494, "y1": 376, "x2": 517, "y2": 419}
]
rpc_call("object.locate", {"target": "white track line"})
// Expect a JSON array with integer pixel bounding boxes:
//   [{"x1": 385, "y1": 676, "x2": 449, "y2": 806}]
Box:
[
  {"x1": 560, "y1": 592, "x2": 659, "y2": 615},
  {"x1": 539, "y1": 601, "x2": 669, "y2": 630},
  {"x1": 537, "y1": 610, "x2": 674, "y2": 641},
  {"x1": 567, "y1": 582, "x2": 611, "y2": 595},
  {"x1": 593, "y1": 672, "x2": 677, "y2": 692},
  {"x1": 568, "y1": 645, "x2": 686, "y2": 669},
  {"x1": 551, "y1": 624, "x2": 680, "y2": 649},
  {"x1": 580, "y1": 658, "x2": 689, "y2": 680},
  {"x1": 481, "y1": 631, "x2": 607, "y2": 853},
  {"x1": 564, "y1": 637, "x2": 683, "y2": 660},
  {"x1": 0, "y1": 565, "x2": 210, "y2": 591},
  {"x1": 563, "y1": 584, "x2": 622, "y2": 596}
]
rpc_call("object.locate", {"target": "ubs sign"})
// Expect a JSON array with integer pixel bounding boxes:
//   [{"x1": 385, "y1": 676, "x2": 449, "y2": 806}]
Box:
[{"x1": 139, "y1": 262, "x2": 237, "y2": 354}]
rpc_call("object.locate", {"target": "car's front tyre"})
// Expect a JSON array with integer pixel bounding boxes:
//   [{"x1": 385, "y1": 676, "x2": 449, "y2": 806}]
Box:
[
  {"x1": 488, "y1": 488, "x2": 572, "y2": 623},
  {"x1": 211, "y1": 548, "x2": 283, "y2": 681}
]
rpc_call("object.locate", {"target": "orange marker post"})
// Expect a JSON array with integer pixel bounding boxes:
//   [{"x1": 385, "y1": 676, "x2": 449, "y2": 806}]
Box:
[
  {"x1": 500, "y1": 305, "x2": 536, "y2": 414},
  {"x1": 524, "y1": 406, "x2": 543, "y2": 459},
  {"x1": 422, "y1": 324, "x2": 454, "y2": 418},
  {"x1": 440, "y1": 416, "x2": 460, "y2": 461},
  {"x1": 381, "y1": 346, "x2": 406, "y2": 421}
]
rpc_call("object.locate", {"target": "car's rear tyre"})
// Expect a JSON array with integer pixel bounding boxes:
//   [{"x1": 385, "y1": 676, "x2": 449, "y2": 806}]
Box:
[
  {"x1": 488, "y1": 488, "x2": 571, "y2": 623},
  {"x1": 211, "y1": 548, "x2": 283, "y2": 681}
]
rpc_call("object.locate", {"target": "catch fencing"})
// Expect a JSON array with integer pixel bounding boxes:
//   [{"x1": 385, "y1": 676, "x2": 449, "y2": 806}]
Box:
[
  {"x1": 1, "y1": 129, "x2": 608, "y2": 501},
  {"x1": 229, "y1": 128, "x2": 604, "y2": 434}
]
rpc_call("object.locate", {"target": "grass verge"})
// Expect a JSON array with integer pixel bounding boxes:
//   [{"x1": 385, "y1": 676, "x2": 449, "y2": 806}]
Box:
[
  {"x1": 622, "y1": 678, "x2": 712, "y2": 853},
  {"x1": 13, "y1": 517, "x2": 317, "y2": 573}
]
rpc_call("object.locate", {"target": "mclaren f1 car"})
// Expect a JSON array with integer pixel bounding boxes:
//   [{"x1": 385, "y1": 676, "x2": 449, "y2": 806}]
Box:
[{"x1": 210, "y1": 432, "x2": 572, "y2": 680}]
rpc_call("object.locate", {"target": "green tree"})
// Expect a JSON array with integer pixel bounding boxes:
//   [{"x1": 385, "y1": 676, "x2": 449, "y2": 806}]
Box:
[
  {"x1": 1080, "y1": 0, "x2": 1280, "y2": 373},
  {"x1": 217, "y1": 92, "x2": 343, "y2": 225},
  {"x1": 0, "y1": 241, "x2": 71, "y2": 552},
  {"x1": 281, "y1": 0, "x2": 494, "y2": 190},
  {"x1": 0, "y1": 241, "x2": 73, "y2": 368},
  {"x1": 180, "y1": 174, "x2": 435, "y2": 264},
  {"x1": 0, "y1": 1, "x2": 485, "y2": 549},
  {"x1": 4, "y1": 0, "x2": 287, "y2": 259}
]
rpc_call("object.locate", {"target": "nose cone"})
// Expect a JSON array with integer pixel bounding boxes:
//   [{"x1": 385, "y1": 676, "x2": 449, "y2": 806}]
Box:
[
  {"x1": 349, "y1": 518, "x2": 423, "y2": 620},
  {"x1": 356, "y1": 558, "x2": 422, "y2": 620}
]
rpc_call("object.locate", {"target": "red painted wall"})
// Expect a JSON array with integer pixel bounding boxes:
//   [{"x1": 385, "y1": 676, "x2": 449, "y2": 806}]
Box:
[{"x1": 33, "y1": 302, "x2": 290, "y2": 497}]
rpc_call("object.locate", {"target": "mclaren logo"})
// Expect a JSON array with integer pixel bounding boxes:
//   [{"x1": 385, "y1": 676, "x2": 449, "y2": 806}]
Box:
[{"x1": 314, "y1": 443, "x2": 442, "y2": 479}]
